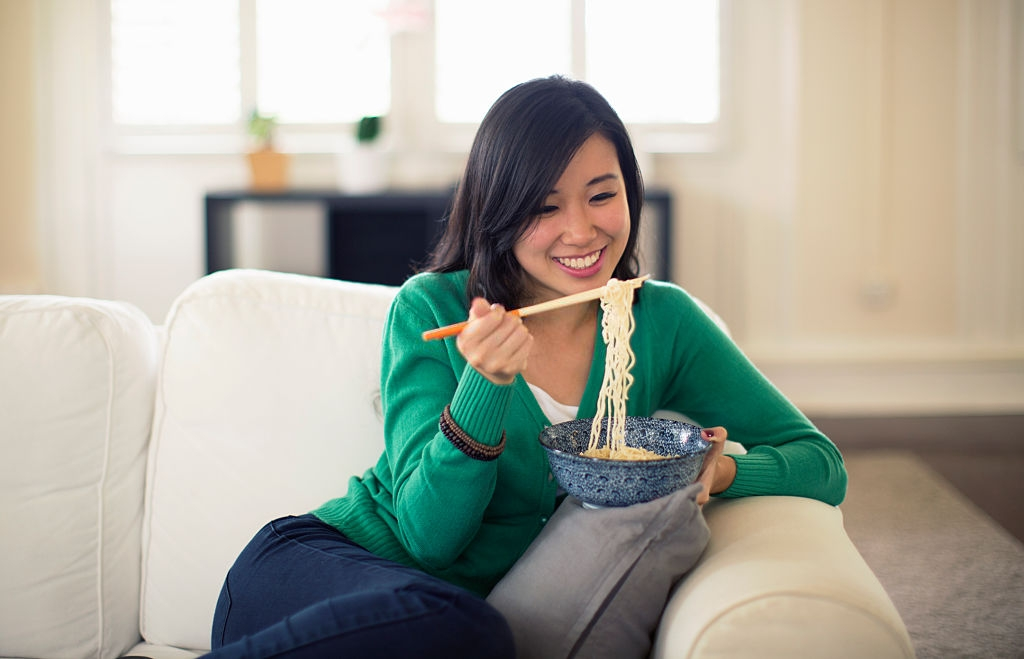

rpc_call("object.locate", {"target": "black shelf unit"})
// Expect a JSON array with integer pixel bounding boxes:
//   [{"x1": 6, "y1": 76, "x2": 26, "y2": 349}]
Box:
[{"x1": 205, "y1": 188, "x2": 671, "y2": 286}]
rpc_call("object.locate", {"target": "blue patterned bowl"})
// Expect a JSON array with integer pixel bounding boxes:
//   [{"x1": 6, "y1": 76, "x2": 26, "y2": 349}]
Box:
[{"x1": 539, "y1": 417, "x2": 711, "y2": 507}]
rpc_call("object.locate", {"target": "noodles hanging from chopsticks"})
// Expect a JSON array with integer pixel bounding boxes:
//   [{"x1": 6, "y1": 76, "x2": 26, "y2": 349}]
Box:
[
  {"x1": 580, "y1": 279, "x2": 667, "y2": 461},
  {"x1": 586, "y1": 278, "x2": 634, "y2": 454}
]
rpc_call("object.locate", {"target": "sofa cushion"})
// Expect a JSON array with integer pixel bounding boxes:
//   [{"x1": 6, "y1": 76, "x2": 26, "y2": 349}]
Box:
[
  {"x1": 0, "y1": 295, "x2": 159, "y2": 659},
  {"x1": 140, "y1": 270, "x2": 398, "y2": 650},
  {"x1": 487, "y1": 483, "x2": 709, "y2": 659}
]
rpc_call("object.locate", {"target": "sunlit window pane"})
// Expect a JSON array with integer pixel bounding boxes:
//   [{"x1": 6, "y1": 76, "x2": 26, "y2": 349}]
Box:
[
  {"x1": 586, "y1": 0, "x2": 719, "y2": 124},
  {"x1": 256, "y1": 0, "x2": 390, "y2": 123},
  {"x1": 434, "y1": 0, "x2": 572, "y2": 123},
  {"x1": 109, "y1": 0, "x2": 721, "y2": 143},
  {"x1": 111, "y1": 0, "x2": 240, "y2": 124}
]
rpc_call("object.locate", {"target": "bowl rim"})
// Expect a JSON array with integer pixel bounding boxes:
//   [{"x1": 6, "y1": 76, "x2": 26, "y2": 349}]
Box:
[{"x1": 538, "y1": 416, "x2": 711, "y2": 464}]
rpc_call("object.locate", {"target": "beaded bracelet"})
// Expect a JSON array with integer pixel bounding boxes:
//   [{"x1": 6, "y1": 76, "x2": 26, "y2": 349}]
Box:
[{"x1": 439, "y1": 405, "x2": 506, "y2": 461}]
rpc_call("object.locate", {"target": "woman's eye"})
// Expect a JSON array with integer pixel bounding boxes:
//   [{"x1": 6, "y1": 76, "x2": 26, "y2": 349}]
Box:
[
  {"x1": 537, "y1": 205, "x2": 559, "y2": 216},
  {"x1": 591, "y1": 192, "x2": 617, "y2": 204}
]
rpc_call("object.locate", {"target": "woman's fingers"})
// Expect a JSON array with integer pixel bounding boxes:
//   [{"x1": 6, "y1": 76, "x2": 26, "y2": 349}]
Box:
[
  {"x1": 702, "y1": 426, "x2": 727, "y2": 443},
  {"x1": 457, "y1": 299, "x2": 532, "y2": 384},
  {"x1": 695, "y1": 427, "x2": 728, "y2": 505}
]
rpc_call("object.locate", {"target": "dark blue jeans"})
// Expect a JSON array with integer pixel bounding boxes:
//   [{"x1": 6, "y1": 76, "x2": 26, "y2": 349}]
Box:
[{"x1": 205, "y1": 514, "x2": 515, "y2": 659}]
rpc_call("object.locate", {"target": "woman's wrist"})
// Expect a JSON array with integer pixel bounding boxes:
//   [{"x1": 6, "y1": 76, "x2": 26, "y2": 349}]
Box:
[
  {"x1": 711, "y1": 455, "x2": 737, "y2": 494},
  {"x1": 449, "y1": 364, "x2": 514, "y2": 445}
]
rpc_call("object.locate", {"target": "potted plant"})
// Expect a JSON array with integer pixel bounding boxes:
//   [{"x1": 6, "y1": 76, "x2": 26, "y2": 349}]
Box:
[
  {"x1": 337, "y1": 115, "x2": 389, "y2": 193},
  {"x1": 356, "y1": 115, "x2": 382, "y2": 144},
  {"x1": 246, "y1": 109, "x2": 290, "y2": 190}
]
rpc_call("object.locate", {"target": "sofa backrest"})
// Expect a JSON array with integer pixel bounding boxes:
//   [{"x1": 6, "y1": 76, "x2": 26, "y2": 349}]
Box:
[
  {"x1": 140, "y1": 269, "x2": 398, "y2": 650},
  {"x1": 0, "y1": 294, "x2": 159, "y2": 659}
]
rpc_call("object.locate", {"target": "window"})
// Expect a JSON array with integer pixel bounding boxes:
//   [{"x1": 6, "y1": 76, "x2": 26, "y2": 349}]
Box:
[
  {"x1": 107, "y1": 0, "x2": 724, "y2": 153},
  {"x1": 109, "y1": 0, "x2": 389, "y2": 127},
  {"x1": 435, "y1": 0, "x2": 720, "y2": 126},
  {"x1": 434, "y1": 0, "x2": 572, "y2": 123},
  {"x1": 254, "y1": 0, "x2": 390, "y2": 123},
  {"x1": 110, "y1": 0, "x2": 241, "y2": 125},
  {"x1": 585, "y1": 0, "x2": 720, "y2": 124}
]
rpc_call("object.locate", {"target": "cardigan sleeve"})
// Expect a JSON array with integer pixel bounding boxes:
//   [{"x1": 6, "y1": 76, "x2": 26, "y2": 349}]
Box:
[
  {"x1": 640, "y1": 284, "x2": 848, "y2": 506},
  {"x1": 377, "y1": 276, "x2": 515, "y2": 570}
]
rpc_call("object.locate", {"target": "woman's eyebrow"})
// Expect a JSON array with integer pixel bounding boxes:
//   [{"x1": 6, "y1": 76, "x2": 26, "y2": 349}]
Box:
[{"x1": 587, "y1": 173, "x2": 619, "y2": 186}]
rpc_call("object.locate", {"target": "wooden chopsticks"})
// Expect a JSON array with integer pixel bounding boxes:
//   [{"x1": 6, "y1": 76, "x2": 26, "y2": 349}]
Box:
[{"x1": 421, "y1": 275, "x2": 650, "y2": 341}]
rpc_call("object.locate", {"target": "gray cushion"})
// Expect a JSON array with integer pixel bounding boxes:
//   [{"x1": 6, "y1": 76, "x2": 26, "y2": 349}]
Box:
[{"x1": 487, "y1": 483, "x2": 709, "y2": 659}]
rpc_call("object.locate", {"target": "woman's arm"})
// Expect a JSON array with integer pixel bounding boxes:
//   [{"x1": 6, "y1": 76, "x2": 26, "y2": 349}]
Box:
[
  {"x1": 378, "y1": 278, "x2": 527, "y2": 569},
  {"x1": 642, "y1": 284, "x2": 848, "y2": 506}
]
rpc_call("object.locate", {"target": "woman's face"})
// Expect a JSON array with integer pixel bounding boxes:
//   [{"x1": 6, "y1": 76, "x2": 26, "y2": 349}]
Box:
[{"x1": 513, "y1": 133, "x2": 630, "y2": 304}]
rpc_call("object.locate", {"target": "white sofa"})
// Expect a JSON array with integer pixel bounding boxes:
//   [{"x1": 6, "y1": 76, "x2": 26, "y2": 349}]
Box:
[{"x1": 0, "y1": 269, "x2": 915, "y2": 659}]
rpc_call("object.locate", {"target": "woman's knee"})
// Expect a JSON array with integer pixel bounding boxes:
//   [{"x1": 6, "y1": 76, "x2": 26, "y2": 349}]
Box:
[{"x1": 398, "y1": 583, "x2": 516, "y2": 658}]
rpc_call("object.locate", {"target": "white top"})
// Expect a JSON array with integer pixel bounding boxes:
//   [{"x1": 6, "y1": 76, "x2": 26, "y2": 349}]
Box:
[{"x1": 527, "y1": 382, "x2": 578, "y2": 424}]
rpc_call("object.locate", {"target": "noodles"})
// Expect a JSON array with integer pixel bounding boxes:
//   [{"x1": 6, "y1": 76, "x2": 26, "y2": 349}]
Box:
[
  {"x1": 580, "y1": 278, "x2": 670, "y2": 461},
  {"x1": 581, "y1": 445, "x2": 667, "y2": 461},
  {"x1": 584, "y1": 278, "x2": 635, "y2": 454}
]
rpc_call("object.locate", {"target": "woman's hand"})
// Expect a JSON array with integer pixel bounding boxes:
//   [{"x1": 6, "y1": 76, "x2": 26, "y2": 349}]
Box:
[
  {"x1": 456, "y1": 298, "x2": 533, "y2": 385},
  {"x1": 695, "y1": 427, "x2": 735, "y2": 505}
]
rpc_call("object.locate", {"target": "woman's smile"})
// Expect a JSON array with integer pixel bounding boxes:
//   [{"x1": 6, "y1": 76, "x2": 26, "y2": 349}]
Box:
[{"x1": 554, "y1": 248, "x2": 605, "y2": 275}]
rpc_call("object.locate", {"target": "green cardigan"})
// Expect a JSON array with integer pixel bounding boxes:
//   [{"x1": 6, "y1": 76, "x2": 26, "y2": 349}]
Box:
[{"x1": 313, "y1": 271, "x2": 847, "y2": 596}]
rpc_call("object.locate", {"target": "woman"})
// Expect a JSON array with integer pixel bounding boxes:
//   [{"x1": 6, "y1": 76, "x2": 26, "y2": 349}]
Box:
[{"x1": 207, "y1": 75, "x2": 847, "y2": 657}]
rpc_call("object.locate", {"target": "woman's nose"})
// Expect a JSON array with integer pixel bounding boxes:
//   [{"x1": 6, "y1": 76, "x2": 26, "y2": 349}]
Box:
[{"x1": 561, "y1": 204, "x2": 597, "y2": 244}]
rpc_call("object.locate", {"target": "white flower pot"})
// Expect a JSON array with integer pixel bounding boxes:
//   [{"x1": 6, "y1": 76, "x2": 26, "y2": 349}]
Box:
[{"x1": 336, "y1": 145, "x2": 389, "y2": 194}]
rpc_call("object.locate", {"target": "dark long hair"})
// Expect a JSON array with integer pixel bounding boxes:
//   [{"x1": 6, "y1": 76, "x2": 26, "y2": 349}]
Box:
[{"x1": 426, "y1": 76, "x2": 644, "y2": 309}]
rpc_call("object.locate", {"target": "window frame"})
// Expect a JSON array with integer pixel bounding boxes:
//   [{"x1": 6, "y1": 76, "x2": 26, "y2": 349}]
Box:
[
  {"x1": 423, "y1": 0, "x2": 733, "y2": 155},
  {"x1": 100, "y1": 0, "x2": 732, "y2": 156}
]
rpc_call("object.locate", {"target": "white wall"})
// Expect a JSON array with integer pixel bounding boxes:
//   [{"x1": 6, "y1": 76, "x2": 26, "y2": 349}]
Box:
[
  {"x1": 0, "y1": 0, "x2": 40, "y2": 293},
  {"x1": 21, "y1": 0, "x2": 1024, "y2": 416},
  {"x1": 657, "y1": 0, "x2": 1024, "y2": 415}
]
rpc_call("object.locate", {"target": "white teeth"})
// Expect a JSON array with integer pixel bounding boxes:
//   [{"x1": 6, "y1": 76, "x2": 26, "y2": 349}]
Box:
[{"x1": 557, "y1": 251, "x2": 600, "y2": 270}]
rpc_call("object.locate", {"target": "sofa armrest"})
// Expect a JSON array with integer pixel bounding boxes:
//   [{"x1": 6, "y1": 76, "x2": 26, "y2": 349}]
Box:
[
  {"x1": 653, "y1": 496, "x2": 914, "y2": 659},
  {"x1": 0, "y1": 294, "x2": 159, "y2": 659}
]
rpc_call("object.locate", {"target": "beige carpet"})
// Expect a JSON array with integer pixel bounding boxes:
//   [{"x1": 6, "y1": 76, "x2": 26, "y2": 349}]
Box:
[{"x1": 840, "y1": 450, "x2": 1024, "y2": 659}]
